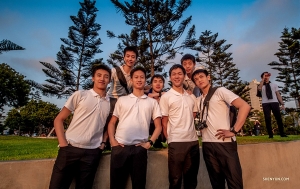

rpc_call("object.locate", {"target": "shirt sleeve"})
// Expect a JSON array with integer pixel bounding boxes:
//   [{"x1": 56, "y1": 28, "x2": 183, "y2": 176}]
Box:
[
  {"x1": 152, "y1": 100, "x2": 162, "y2": 120},
  {"x1": 112, "y1": 97, "x2": 121, "y2": 118},
  {"x1": 218, "y1": 87, "x2": 239, "y2": 105},
  {"x1": 64, "y1": 91, "x2": 83, "y2": 112},
  {"x1": 193, "y1": 97, "x2": 200, "y2": 113},
  {"x1": 159, "y1": 94, "x2": 169, "y2": 116}
]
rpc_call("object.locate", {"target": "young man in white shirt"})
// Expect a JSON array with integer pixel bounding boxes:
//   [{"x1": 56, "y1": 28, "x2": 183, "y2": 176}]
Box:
[
  {"x1": 257, "y1": 71, "x2": 287, "y2": 138},
  {"x1": 105, "y1": 46, "x2": 138, "y2": 148},
  {"x1": 192, "y1": 69, "x2": 250, "y2": 189},
  {"x1": 108, "y1": 67, "x2": 162, "y2": 189},
  {"x1": 159, "y1": 64, "x2": 200, "y2": 189},
  {"x1": 49, "y1": 64, "x2": 111, "y2": 189}
]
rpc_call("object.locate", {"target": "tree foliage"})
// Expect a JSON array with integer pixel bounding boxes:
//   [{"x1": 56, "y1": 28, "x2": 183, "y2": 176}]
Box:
[
  {"x1": 108, "y1": 0, "x2": 193, "y2": 78},
  {"x1": 0, "y1": 63, "x2": 30, "y2": 113},
  {"x1": 183, "y1": 30, "x2": 250, "y2": 102},
  {"x1": 0, "y1": 39, "x2": 25, "y2": 54},
  {"x1": 4, "y1": 100, "x2": 60, "y2": 134},
  {"x1": 268, "y1": 27, "x2": 300, "y2": 107},
  {"x1": 31, "y1": 0, "x2": 104, "y2": 98}
]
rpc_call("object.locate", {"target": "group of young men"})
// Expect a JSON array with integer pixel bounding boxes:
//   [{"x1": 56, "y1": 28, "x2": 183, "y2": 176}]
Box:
[{"x1": 49, "y1": 46, "x2": 252, "y2": 189}]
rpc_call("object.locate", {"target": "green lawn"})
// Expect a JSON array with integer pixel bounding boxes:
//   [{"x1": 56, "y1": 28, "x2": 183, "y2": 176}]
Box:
[{"x1": 1, "y1": 135, "x2": 300, "y2": 161}]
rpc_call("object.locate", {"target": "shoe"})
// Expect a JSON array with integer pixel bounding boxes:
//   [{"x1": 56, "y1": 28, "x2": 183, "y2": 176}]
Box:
[
  {"x1": 281, "y1": 135, "x2": 288, "y2": 137},
  {"x1": 269, "y1": 136, "x2": 273, "y2": 138}
]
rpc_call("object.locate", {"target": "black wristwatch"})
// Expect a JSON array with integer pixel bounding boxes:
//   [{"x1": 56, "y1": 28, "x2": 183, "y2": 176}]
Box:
[
  {"x1": 230, "y1": 127, "x2": 238, "y2": 135},
  {"x1": 148, "y1": 140, "x2": 154, "y2": 146},
  {"x1": 101, "y1": 142, "x2": 106, "y2": 147}
]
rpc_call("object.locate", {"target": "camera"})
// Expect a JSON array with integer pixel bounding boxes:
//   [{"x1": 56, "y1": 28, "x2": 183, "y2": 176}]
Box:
[
  {"x1": 196, "y1": 121, "x2": 208, "y2": 130},
  {"x1": 265, "y1": 73, "x2": 271, "y2": 77}
]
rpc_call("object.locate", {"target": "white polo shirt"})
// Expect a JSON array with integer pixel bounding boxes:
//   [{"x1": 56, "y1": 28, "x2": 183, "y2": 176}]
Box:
[
  {"x1": 194, "y1": 87, "x2": 238, "y2": 142},
  {"x1": 159, "y1": 88, "x2": 198, "y2": 143},
  {"x1": 64, "y1": 89, "x2": 110, "y2": 149},
  {"x1": 113, "y1": 93, "x2": 162, "y2": 145},
  {"x1": 261, "y1": 83, "x2": 279, "y2": 104},
  {"x1": 108, "y1": 66, "x2": 132, "y2": 98}
]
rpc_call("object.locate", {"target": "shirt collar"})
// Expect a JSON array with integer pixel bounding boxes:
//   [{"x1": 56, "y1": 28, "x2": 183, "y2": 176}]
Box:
[
  {"x1": 129, "y1": 93, "x2": 148, "y2": 99},
  {"x1": 169, "y1": 88, "x2": 189, "y2": 96},
  {"x1": 89, "y1": 89, "x2": 110, "y2": 101}
]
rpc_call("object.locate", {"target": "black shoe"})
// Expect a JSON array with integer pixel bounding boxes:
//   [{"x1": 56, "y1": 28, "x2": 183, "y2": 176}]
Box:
[
  {"x1": 269, "y1": 136, "x2": 273, "y2": 138},
  {"x1": 281, "y1": 135, "x2": 288, "y2": 137}
]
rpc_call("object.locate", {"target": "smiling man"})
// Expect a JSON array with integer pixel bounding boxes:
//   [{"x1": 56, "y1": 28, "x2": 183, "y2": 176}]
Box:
[
  {"x1": 49, "y1": 64, "x2": 111, "y2": 189},
  {"x1": 108, "y1": 67, "x2": 162, "y2": 189},
  {"x1": 160, "y1": 64, "x2": 200, "y2": 189}
]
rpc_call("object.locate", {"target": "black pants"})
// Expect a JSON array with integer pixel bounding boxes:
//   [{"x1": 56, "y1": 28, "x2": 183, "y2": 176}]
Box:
[
  {"x1": 110, "y1": 145, "x2": 148, "y2": 189},
  {"x1": 49, "y1": 144, "x2": 102, "y2": 189},
  {"x1": 262, "y1": 102, "x2": 285, "y2": 137},
  {"x1": 168, "y1": 141, "x2": 200, "y2": 189},
  {"x1": 202, "y1": 141, "x2": 243, "y2": 189}
]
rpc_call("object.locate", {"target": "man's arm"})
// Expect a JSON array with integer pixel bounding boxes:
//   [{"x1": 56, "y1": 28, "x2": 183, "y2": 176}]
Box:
[
  {"x1": 216, "y1": 98, "x2": 250, "y2": 140},
  {"x1": 275, "y1": 91, "x2": 285, "y2": 109},
  {"x1": 258, "y1": 75, "x2": 266, "y2": 91},
  {"x1": 231, "y1": 98, "x2": 251, "y2": 132},
  {"x1": 99, "y1": 130, "x2": 108, "y2": 150},
  {"x1": 54, "y1": 107, "x2": 71, "y2": 147},
  {"x1": 108, "y1": 115, "x2": 123, "y2": 147},
  {"x1": 161, "y1": 116, "x2": 169, "y2": 139},
  {"x1": 150, "y1": 117, "x2": 162, "y2": 142}
]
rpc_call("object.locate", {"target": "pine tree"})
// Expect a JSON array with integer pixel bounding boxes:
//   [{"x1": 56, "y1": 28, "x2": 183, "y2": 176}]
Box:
[
  {"x1": 269, "y1": 27, "x2": 300, "y2": 108},
  {"x1": 184, "y1": 30, "x2": 250, "y2": 100},
  {"x1": 31, "y1": 0, "x2": 103, "y2": 98},
  {"x1": 108, "y1": 0, "x2": 193, "y2": 78},
  {"x1": 0, "y1": 39, "x2": 25, "y2": 54}
]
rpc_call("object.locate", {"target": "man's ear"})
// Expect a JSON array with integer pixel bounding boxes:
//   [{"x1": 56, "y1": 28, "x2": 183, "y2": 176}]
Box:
[{"x1": 207, "y1": 75, "x2": 211, "y2": 81}]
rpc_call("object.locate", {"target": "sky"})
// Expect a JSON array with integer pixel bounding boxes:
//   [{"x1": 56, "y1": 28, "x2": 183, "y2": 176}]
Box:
[{"x1": 0, "y1": 0, "x2": 299, "y2": 110}]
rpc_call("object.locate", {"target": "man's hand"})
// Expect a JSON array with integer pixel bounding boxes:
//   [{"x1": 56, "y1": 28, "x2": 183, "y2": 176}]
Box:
[
  {"x1": 215, "y1": 129, "x2": 235, "y2": 141},
  {"x1": 99, "y1": 142, "x2": 105, "y2": 150},
  {"x1": 135, "y1": 142, "x2": 151, "y2": 150},
  {"x1": 280, "y1": 105, "x2": 285, "y2": 110},
  {"x1": 110, "y1": 139, "x2": 124, "y2": 147}
]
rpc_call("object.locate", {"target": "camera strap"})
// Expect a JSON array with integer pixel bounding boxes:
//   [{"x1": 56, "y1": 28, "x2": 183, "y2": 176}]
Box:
[{"x1": 198, "y1": 86, "x2": 219, "y2": 122}]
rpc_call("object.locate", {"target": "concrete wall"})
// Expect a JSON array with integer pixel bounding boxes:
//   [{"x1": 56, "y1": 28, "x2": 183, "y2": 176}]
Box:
[{"x1": 0, "y1": 141, "x2": 299, "y2": 189}]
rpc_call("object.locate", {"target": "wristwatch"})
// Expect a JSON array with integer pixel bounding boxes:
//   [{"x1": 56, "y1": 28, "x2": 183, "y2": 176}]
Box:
[
  {"x1": 230, "y1": 127, "x2": 238, "y2": 135},
  {"x1": 148, "y1": 140, "x2": 154, "y2": 146}
]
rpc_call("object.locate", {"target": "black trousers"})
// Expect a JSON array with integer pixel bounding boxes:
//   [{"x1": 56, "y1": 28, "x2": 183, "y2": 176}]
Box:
[
  {"x1": 202, "y1": 141, "x2": 243, "y2": 189},
  {"x1": 49, "y1": 144, "x2": 102, "y2": 189},
  {"x1": 168, "y1": 141, "x2": 200, "y2": 189},
  {"x1": 262, "y1": 102, "x2": 285, "y2": 137},
  {"x1": 110, "y1": 145, "x2": 148, "y2": 189}
]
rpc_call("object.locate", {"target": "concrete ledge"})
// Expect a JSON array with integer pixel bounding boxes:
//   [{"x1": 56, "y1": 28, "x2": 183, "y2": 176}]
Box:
[{"x1": 0, "y1": 141, "x2": 299, "y2": 189}]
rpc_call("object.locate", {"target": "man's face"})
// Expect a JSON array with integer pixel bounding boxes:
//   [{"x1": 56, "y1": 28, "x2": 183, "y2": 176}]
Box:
[
  {"x1": 124, "y1": 50, "x2": 137, "y2": 68},
  {"x1": 152, "y1": 78, "x2": 164, "y2": 92},
  {"x1": 193, "y1": 72, "x2": 210, "y2": 90},
  {"x1": 182, "y1": 59, "x2": 195, "y2": 75},
  {"x1": 92, "y1": 69, "x2": 110, "y2": 90},
  {"x1": 263, "y1": 73, "x2": 270, "y2": 82},
  {"x1": 170, "y1": 68, "x2": 185, "y2": 88},
  {"x1": 131, "y1": 70, "x2": 146, "y2": 90}
]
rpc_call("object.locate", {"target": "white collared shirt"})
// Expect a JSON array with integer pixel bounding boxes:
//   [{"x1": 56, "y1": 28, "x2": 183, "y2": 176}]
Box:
[
  {"x1": 194, "y1": 87, "x2": 238, "y2": 142},
  {"x1": 64, "y1": 89, "x2": 110, "y2": 149},
  {"x1": 113, "y1": 93, "x2": 162, "y2": 145},
  {"x1": 159, "y1": 88, "x2": 198, "y2": 143}
]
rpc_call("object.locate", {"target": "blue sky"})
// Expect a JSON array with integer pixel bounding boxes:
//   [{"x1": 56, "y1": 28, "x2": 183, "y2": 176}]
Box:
[{"x1": 0, "y1": 0, "x2": 299, "y2": 109}]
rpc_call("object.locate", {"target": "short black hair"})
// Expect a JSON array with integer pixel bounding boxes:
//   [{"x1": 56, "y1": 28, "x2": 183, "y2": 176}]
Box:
[
  {"x1": 181, "y1": 54, "x2": 195, "y2": 64},
  {"x1": 169, "y1": 64, "x2": 186, "y2": 76},
  {"x1": 92, "y1": 64, "x2": 111, "y2": 80},
  {"x1": 261, "y1": 72, "x2": 268, "y2": 78},
  {"x1": 130, "y1": 66, "x2": 146, "y2": 78},
  {"x1": 191, "y1": 69, "x2": 209, "y2": 83},
  {"x1": 124, "y1": 46, "x2": 138, "y2": 58},
  {"x1": 150, "y1": 74, "x2": 165, "y2": 84}
]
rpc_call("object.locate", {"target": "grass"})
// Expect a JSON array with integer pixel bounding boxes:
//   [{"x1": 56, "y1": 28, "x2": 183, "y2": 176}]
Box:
[{"x1": 1, "y1": 135, "x2": 300, "y2": 161}]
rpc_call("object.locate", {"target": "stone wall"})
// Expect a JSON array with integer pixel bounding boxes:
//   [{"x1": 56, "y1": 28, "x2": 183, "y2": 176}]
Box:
[{"x1": 0, "y1": 141, "x2": 299, "y2": 189}]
